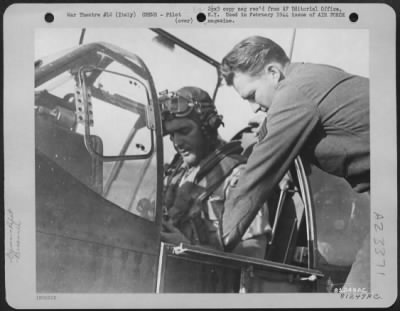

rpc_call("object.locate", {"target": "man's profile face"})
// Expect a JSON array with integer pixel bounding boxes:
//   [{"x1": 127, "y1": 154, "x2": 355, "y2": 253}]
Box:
[
  {"x1": 164, "y1": 118, "x2": 207, "y2": 167},
  {"x1": 232, "y1": 65, "x2": 280, "y2": 112}
]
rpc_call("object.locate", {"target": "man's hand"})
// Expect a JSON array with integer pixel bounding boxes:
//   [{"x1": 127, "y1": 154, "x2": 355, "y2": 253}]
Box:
[{"x1": 161, "y1": 219, "x2": 190, "y2": 245}]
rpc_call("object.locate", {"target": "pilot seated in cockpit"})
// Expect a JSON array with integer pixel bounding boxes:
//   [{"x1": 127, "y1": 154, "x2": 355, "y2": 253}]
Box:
[{"x1": 160, "y1": 86, "x2": 271, "y2": 259}]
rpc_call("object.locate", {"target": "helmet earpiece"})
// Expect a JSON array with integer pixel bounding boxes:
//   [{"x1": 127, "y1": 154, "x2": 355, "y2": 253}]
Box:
[{"x1": 204, "y1": 112, "x2": 224, "y2": 130}]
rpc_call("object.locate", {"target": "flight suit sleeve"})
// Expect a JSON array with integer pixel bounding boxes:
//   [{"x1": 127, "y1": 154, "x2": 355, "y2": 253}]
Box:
[{"x1": 222, "y1": 84, "x2": 320, "y2": 251}]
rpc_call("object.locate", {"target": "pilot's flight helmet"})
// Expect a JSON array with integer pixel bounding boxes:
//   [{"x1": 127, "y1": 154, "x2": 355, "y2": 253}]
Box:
[{"x1": 159, "y1": 86, "x2": 223, "y2": 134}]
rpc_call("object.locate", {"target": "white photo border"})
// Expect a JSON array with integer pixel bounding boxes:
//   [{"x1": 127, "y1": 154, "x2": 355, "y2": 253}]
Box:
[{"x1": 4, "y1": 3, "x2": 397, "y2": 309}]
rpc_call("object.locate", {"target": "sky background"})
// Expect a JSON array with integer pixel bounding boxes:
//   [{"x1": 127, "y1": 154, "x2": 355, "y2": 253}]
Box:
[{"x1": 35, "y1": 28, "x2": 369, "y2": 162}]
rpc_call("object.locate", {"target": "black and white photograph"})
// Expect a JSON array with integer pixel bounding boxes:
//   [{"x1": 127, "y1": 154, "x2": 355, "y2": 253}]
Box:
[{"x1": 4, "y1": 3, "x2": 397, "y2": 309}]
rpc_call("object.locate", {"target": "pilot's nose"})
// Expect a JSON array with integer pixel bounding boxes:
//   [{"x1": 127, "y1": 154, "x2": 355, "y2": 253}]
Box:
[{"x1": 172, "y1": 133, "x2": 184, "y2": 148}]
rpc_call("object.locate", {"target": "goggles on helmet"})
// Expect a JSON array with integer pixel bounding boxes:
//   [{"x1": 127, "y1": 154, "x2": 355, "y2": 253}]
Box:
[{"x1": 159, "y1": 90, "x2": 199, "y2": 120}]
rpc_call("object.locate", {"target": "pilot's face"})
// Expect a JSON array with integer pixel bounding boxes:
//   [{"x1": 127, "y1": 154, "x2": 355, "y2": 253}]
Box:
[{"x1": 164, "y1": 118, "x2": 207, "y2": 167}]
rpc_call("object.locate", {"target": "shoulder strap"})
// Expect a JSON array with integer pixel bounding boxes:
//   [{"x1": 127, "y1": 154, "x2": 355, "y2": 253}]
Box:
[
  {"x1": 195, "y1": 140, "x2": 245, "y2": 184},
  {"x1": 182, "y1": 143, "x2": 246, "y2": 228},
  {"x1": 193, "y1": 141, "x2": 246, "y2": 205}
]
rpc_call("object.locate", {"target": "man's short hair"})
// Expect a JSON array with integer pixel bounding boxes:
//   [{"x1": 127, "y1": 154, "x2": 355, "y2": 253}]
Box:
[{"x1": 221, "y1": 36, "x2": 290, "y2": 86}]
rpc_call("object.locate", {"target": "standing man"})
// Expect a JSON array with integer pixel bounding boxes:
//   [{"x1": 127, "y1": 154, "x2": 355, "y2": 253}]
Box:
[
  {"x1": 220, "y1": 36, "x2": 370, "y2": 290},
  {"x1": 160, "y1": 86, "x2": 270, "y2": 258}
]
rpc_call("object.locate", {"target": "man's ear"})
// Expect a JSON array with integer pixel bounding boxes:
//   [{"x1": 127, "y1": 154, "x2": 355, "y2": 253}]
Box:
[{"x1": 265, "y1": 63, "x2": 285, "y2": 83}]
